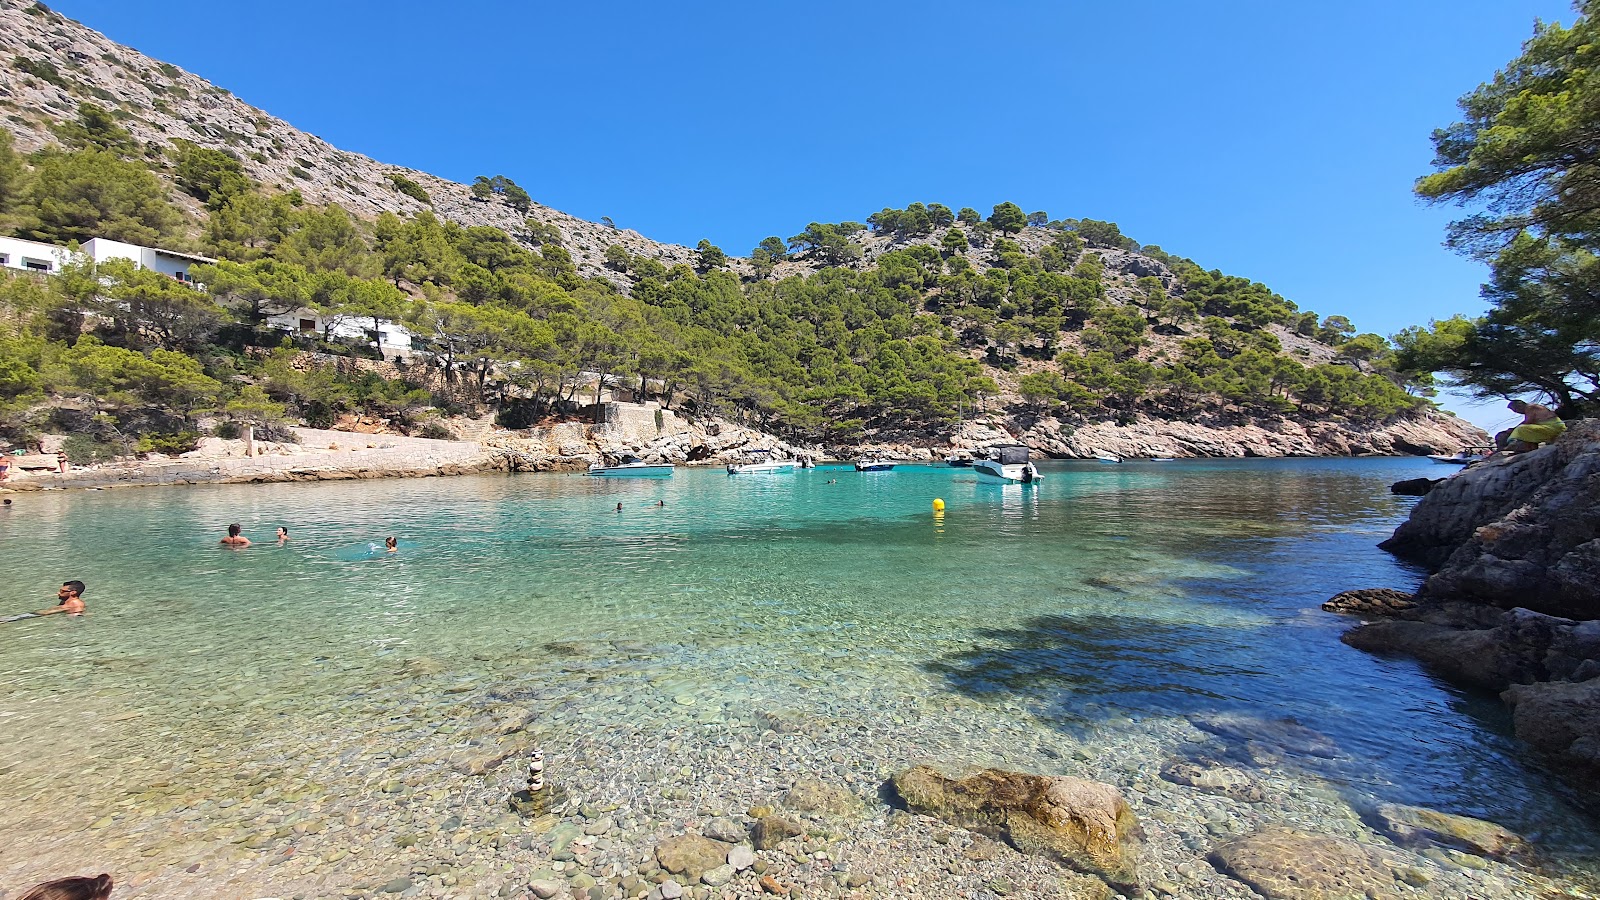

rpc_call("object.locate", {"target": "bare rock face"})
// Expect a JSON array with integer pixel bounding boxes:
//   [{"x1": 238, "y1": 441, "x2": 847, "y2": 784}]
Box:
[
  {"x1": 890, "y1": 765, "x2": 1141, "y2": 891},
  {"x1": 1381, "y1": 420, "x2": 1600, "y2": 620},
  {"x1": 1208, "y1": 826, "x2": 1412, "y2": 900},
  {"x1": 1322, "y1": 588, "x2": 1416, "y2": 616},
  {"x1": 1342, "y1": 607, "x2": 1600, "y2": 692}
]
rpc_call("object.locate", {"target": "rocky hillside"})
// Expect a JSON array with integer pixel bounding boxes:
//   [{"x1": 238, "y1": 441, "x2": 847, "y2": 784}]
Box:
[
  {"x1": 0, "y1": 0, "x2": 700, "y2": 283},
  {"x1": 0, "y1": 0, "x2": 1488, "y2": 458}
]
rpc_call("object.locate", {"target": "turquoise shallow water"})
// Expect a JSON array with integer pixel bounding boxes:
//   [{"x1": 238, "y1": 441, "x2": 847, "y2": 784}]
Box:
[{"x1": 1, "y1": 457, "x2": 1598, "y2": 894}]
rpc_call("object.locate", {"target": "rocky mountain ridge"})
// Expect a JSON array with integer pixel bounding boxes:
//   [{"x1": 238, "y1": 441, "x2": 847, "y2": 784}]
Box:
[{"x1": 0, "y1": 0, "x2": 1487, "y2": 457}]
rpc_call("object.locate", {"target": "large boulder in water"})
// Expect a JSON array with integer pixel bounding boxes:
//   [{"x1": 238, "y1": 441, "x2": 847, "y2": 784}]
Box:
[
  {"x1": 890, "y1": 764, "x2": 1141, "y2": 891},
  {"x1": 1208, "y1": 826, "x2": 1415, "y2": 899},
  {"x1": 1381, "y1": 419, "x2": 1600, "y2": 620},
  {"x1": 1503, "y1": 678, "x2": 1600, "y2": 798}
]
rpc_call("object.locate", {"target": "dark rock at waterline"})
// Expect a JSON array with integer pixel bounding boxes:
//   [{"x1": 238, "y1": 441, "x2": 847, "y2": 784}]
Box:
[
  {"x1": 1390, "y1": 476, "x2": 1442, "y2": 496},
  {"x1": 1504, "y1": 678, "x2": 1600, "y2": 802},
  {"x1": 1208, "y1": 826, "x2": 1413, "y2": 900},
  {"x1": 1323, "y1": 588, "x2": 1416, "y2": 616},
  {"x1": 889, "y1": 764, "x2": 1141, "y2": 891},
  {"x1": 1342, "y1": 607, "x2": 1600, "y2": 693}
]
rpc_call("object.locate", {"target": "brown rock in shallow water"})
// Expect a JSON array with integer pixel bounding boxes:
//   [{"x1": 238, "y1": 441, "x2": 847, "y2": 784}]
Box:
[
  {"x1": 1323, "y1": 588, "x2": 1416, "y2": 616},
  {"x1": 781, "y1": 776, "x2": 862, "y2": 817},
  {"x1": 1371, "y1": 803, "x2": 1528, "y2": 859},
  {"x1": 890, "y1": 764, "x2": 1141, "y2": 890},
  {"x1": 750, "y1": 815, "x2": 802, "y2": 850},
  {"x1": 1209, "y1": 826, "x2": 1406, "y2": 899},
  {"x1": 654, "y1": 834, "x2": 730, "y2": 882}
]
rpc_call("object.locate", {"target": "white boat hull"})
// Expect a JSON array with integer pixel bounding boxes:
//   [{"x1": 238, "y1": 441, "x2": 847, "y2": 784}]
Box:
[
  {"x1": 973, "y1": 459, "x2": 1041, "y2": 483},
  {"x1": 586, "y1": 463, "x2": 675, "y2": 477},
  {"x1": 728, "y1": 460, "x2": 799, "y2": 474}
]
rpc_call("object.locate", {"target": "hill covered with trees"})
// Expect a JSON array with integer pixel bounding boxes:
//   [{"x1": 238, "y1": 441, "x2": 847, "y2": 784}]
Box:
[{"x1": 0, "y1": 0, "x2": 1482, "y2": 462}]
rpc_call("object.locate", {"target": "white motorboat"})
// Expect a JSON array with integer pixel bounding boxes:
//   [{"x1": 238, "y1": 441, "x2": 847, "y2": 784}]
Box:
[
  {"x1": 728, "y1": 451, "x2": 799, "y2": 475},
  {"x1": 586, "y1": 456, "x2": 675, "y2": 477},
  {"x1": 973, "y1": 445, "x2": 1042, "y2": 484},
  {"x1": 1093, "y1": 450, "x2": 1122, "y2": 464},
  {"x1": 855, "y1": 455, "x2": 895, "y2": 472},
  {"x1": 1429, "y1": 447, "x2": 1492, "y2": 465},
  {"x1": 945, "y1": 453, "x2": 974, "y2": 467}
]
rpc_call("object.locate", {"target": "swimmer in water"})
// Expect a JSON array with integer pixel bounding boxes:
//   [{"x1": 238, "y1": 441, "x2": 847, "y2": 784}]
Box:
[
  {"x1": 276, "y1": 526, "x2": 289, "y2": 543},
  {"x1": 616, "y1": 502, "x2": 623, "y2": 513},
  {"x1": 33, "y1": 580, "x2": 86, "y2": 617},
  {"x1": 657, "y1": 500, "x2": 665, "y2": 507},
  {"x1": 220, "y1": 523, "x2": 250, "y2": 547},
  {"x1": 385, "y1": 536, "x2": 398, "y2": 552}
]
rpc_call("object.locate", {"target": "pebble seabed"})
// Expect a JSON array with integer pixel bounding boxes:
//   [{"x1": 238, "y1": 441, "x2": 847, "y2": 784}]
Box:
[{"x1": 3, "y1": 633, "x2": 1599, "y2": 900}]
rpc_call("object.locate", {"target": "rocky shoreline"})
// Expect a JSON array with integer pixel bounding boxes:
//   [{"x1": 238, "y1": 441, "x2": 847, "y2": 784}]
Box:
[
  {"x1": 1, "y1": 406, "x2": 1487, "y2": 494},
  {"x1": 1327, "y1": 419, "x2": 1600, "y2": 804}
]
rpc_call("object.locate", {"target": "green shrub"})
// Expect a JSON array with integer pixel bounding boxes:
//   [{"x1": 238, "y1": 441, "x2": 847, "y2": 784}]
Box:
[
  {"x1": 135, "y1": 430, "x2": 200, "y2": 456},
  {"x1": 212, "y1": 420, "x2": 241, "y2": 439},
  {"x1": 15, "y1": 56, "x2": 67, "y2": 87},
  {"x1": 288, "y1": 166, "x2": 312, "y2": 180},
  {"x1": 417, "y1": 421, "x2": 455, "y2": 441},
  {"x1": 62, "y1": 434, "x2": 124, "y2": 465},
  {"x1": 386, "y1": 172, "x2": 429, "y2": 204}
]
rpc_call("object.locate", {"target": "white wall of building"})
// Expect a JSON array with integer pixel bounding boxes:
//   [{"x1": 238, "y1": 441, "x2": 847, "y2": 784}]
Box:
[
  {"x1": 0, "y1": 236, "x2": 74, "y2": 274},
  {"x1": 83, "y1": 237, "x2": 213, "y2": 284},
  {"x1": 265, "y1": 307, "x2": 415, "y2": 357}
]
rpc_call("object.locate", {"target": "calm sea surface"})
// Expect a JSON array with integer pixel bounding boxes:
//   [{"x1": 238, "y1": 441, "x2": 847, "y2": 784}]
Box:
[{"x1": 1, "y1": 457, "x2": 1597, "y2": 893}]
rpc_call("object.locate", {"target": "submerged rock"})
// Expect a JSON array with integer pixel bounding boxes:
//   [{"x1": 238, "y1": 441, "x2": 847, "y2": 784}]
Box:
[
  {"x1": 1189, "y1": 713, "x2": 1341, "y2": 759},
  {"x1": 655, "y1": 834, "x2": 731, "y2": 883},
  {"x1": 890, "y1": 764, "x2": 1141, "y2": 891},
  {"x1": 1391, "y1": 477, "x2": 1442, "y2": 496},
  {"x1": 1209, "y1": 826, "x2": 1410, "y2": 900},
  {"x1": 781, "y1": 777, "x2": 862, "y2": 817},
  {"x1": 1369, "y1": 803, "x2": 1528, "y2": 860},
  {"x1": 1159, "y1": 759, "x2": 1265, "y2": 803}
]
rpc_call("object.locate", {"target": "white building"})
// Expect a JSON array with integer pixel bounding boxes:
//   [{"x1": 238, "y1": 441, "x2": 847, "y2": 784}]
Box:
[
  {"x1": 265, "y1": 306, "x2": 416, "y2": 359},
  {"x1": 83, "y1": 237, "x2": 214, "y2": 286},
  {"x1": 0, "y1": 235, "x2": 75, "y2": 274}
]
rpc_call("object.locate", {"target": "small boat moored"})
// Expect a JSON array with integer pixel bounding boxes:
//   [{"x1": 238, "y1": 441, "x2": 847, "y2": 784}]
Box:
[
  {"x1": 1093, "y1": 450, "x2": 1122, "y2": 464},
  {"x1": 586, "y1": 456, "x2": 675, "y2": 477},
  {"x1": 973, "y1": 445, "x2": 1042, "y2": 484},
  {"x1": 1429, "y1": 446, "x2": 1492, "y2": 465},
  {"x1": 728, "y1": 450, "x2": 800, "y2": 475},
  {"x1": 854, "y1": 455, "x2": 896, "y2": 472}
]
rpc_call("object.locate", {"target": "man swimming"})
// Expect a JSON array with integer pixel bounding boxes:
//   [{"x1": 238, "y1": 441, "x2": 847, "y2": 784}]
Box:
[
  {"x1": 221, "y1": 524, "x2": 250, "y2": 547},
  {"x1": 34, "y1": 581, "x2": 86, "y2": 617}
]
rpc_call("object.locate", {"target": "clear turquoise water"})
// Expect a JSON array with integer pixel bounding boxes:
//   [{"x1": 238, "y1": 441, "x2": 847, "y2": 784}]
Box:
[{"x1": 1, "y1": 458, "x2": 1597, "y2": 890}]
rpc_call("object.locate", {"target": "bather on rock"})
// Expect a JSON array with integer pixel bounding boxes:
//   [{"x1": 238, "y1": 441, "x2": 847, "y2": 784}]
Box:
[{"x1": 1498, "y1": 399, "x2": 1565, "y2": 452}]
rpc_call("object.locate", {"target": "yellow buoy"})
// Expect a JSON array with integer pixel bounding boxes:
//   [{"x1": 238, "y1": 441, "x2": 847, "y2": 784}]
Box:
[{"x1": 932, "y1": 498, "x2": 945, "y2": 512}]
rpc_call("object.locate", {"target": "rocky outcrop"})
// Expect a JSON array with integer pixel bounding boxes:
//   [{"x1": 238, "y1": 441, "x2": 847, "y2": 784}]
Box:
[
  {"x1": 889, "y1": 764, "x2": 1141, "y2": 891},
  {"x1": 1335, "y1": 421, "x2": 1600, "y2": 803},
  {"x1": 1367, "y1": 803, "x2": 1528, "y2": 860},
  {"x1": 934, "y1": 410, "x2": 1484, "y2": 462},
  {"x1": 1381, "y1": 419, "x2": 1600, "y2": 619},
  {"x1": 1322, "y1": 588, "x2": 1417, "y2": 616}
]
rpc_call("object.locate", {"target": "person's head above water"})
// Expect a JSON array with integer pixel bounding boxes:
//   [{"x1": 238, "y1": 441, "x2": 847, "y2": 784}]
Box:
[
  {"x1": 616, "y1": 502, "x2": 623, "y2": 512},
  {"x1": 17, "y1": 873, "x2": 113, "y2": 900},
  {"x1": 227, "y1": 523, "x2": 242, "y2": 537},
  {"x1": 276, "y1": 526, "x2": 288, "y2": 539},
  {"x1": 385, "y1": 536, "x2": 398, "y2": 551},
  {"x1": 60, "y1": 580, "x2": 85, "y2": 599}
]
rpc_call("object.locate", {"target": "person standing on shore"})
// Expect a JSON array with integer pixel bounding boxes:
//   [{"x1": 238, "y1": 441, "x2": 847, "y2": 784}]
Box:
[{"x1": 221, "y1": 524, "x2": 250, "y2": 547}]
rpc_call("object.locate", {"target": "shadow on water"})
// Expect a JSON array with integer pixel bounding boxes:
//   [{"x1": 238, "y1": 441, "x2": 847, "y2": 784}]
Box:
[{"x1": 925, "y1": 609, "x2": 1600, "y2": 863}]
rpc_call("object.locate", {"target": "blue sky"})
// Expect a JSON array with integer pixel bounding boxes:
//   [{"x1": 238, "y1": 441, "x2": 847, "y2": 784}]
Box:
[{"x1": 46, "y1": 0, "x2": 1574, "y2": 431}]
